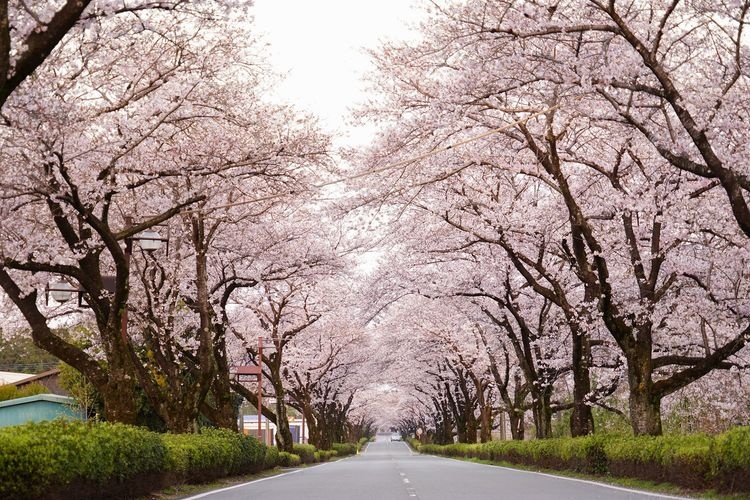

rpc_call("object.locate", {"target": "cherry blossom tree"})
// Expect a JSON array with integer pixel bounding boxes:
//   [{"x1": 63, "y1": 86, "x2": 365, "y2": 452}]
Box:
[
  {"x1": 0, "y1": 1, "x2": 335, "y2": 427},
  {"x1": 355, "y1": 0, "x2": 750, "y2": 437}
]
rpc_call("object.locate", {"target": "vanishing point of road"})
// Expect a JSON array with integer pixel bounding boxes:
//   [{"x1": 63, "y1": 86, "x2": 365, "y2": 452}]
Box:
[{"x1": 186, "y1": 436, "x2": 684, "y2": 500}]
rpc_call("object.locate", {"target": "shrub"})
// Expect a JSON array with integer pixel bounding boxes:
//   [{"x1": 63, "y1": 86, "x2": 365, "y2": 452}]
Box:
[
  {"x1": 292, "y1": 444, "x2": 317, "y2": 464},
  {"x1": 416, "y1": 429, "x2": 750, "y2": 493},
  {"x1": 713, "y1": 426, "x2": 750, "y2": 471},
  {"x1": 264, "y1": 446, "x2": 280, "y2": 468},
  {"x1": 604, "y1": 434, "x2": 712, "y2": 488},
  {"x1": 0, "y1": 382, "x2": 49, "y2": 402},
  {"x1": 712, "y1": 426, "x2": 750, "y2": 492},
  {"x1": 0, "y1": 420, "x2": 165, "y2": 499},
  {"x1": 162, "y1": 428, "x2": 265, "y2": 481},
  {"x1": 278, "y1": 451, "x2": 301, "y2": 467},
  {"x1": 315, "y1": 450, "x2": 337, "y2": 462},
  {"x1": 332, "y1": 442, "x2": 357, "y2": 456}
]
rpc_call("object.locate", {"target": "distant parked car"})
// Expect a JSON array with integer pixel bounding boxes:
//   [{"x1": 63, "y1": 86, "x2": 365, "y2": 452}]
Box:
[{"x1": 390, "y1": 433, "x2": 401, "y2": 441}]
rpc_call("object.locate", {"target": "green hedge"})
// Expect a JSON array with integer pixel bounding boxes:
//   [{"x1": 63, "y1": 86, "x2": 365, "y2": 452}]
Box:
[
  {"x1": 277, "y1": 451, "x2": 301, "y2": 467},
  {"x1": 314, "y1": 450, "x2": 337, "y2": 462},
  {"x1": 292, "y1": 443, "x2": 317, "y2": 464},
  {"x1": 711, "y1": 427, "x2": 750, "y2": 492},
  {"x1": 332, "y1": 442, "x2": 357, "y2": 456},
  {"x1": 0, "y1": 420, "x2": 165, "y2": 499},
  {"x1": 0, "y1": 422, "x2": 267, "y2": 499},
  {"x1": 264, "y1": 445, "x2": 280, "y2": 468},
  {"x1": 414, "y1": 427, "x2": 750, "y2": 493},
  {"x1": 0, "y1": 421, "x2": 362, "y2": 499},
  {"x1": 162, "y1": 428, "x2": 265, "y2": 481}
]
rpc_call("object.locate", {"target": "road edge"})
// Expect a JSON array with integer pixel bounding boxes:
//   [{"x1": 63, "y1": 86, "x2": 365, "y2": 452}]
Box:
[
  {"x1": 181, "y1": 457, "x2": 352, "y2": 500},
  {"x1": 425, "y1": 454, "x2": 691, "y2": 499}
]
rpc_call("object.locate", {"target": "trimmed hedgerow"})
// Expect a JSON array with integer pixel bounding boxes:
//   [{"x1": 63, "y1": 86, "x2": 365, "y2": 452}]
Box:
[
  {"x1": 712, "y1": 426, "x2": 750, "y2": 492},
  {"x1": 314, "y1": 450, "x2": 337, "y2": 462},
  {"x1": 162, "y1": 428, "x2": 266, "y2": 482},
  {"x1": 604, "y1": 434, "x2": 713, "y2": 488},
  {"x1": 0, "y1": 420, "x2": 165, "y2": 499},
  {"x1": 264, "y1": 445, "x2": 280, "y2": 468},
  {"x1": 278, "y1": 451, "x2": 302, "y2": 467},
  {"x1": 292, "y1": 443, "x2": 317, "y2": 464},
  {"x1": 332, "y1": 442, "x2": 357, "y2": 456},
  {"x1": 0, "y1": 421, "x2": 271, "y2": 499},
  {"x1": 414, "y1": 427, "x2": 750, "y2": 493}
]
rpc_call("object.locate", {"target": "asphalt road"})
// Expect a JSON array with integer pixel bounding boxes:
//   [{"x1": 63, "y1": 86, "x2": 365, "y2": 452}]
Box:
[{"x1": 186, "y1": 435, "x2": 684, "y2": 500}]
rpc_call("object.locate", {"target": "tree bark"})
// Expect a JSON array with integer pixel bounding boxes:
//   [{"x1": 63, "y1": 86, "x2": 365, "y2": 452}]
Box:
[
  {"x1": 532, "y1": 387, "x2": 554, "y2": 439},
  {"x1": 271, "y1": 373, "x2": 294, "y2": 452},
  {"x1": 509, "y1": 410, "x2": 525, "y2": 440},
  {"x1": 570, "y1": 329, "x2": 594, "y2": 437},
  {"x1": 626, "y1": 338, "x2": 662, "y2": 436}
]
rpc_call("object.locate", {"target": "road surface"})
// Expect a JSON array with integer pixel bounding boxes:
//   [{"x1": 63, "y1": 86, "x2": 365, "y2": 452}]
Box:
[{"x1": 186, "y1": 435, "x2": 683, "y2": 500}]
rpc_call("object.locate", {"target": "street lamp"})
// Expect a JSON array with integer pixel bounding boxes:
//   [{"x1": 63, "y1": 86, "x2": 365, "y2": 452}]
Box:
[
  {"x1": 130, "y1": 228, "x2": 167, "y2": 253},
  {"x1": 118, "y1": 219, "x2": 169, "y2": 342},
  {"x1": 44, "y1": 220, "x2": 169, "y2": 340},
  {"x1": 45, "y1": 279, "x2": 79, "y2": 305}
]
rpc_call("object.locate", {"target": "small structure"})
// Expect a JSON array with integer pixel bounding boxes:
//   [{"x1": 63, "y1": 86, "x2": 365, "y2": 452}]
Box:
[
  {"x1": 14, "y1": 369, "x2": 67, "y2": 396},
  {"x1": 241, "y1": 414, "x2": 276, "y2": 445},
  {"x1": 239, "y1": 415, "x2": 309, "y2": 446},
  {"x1": 0, "y1": 371, "x2": 32, "y2": 385},
  {"x1": 0, "y1": 394, "x2": 84, "y2": 428}
]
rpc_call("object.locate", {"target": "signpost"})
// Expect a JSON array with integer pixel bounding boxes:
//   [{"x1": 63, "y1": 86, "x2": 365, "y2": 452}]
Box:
[{"x1": 234, "y1": 337, "x2": 264, "y2": 443}]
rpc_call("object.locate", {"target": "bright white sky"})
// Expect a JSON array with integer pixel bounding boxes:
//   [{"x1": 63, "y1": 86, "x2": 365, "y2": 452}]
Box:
[{"x1": 251, "y1": 0, "x2": 425, "y2": 147}]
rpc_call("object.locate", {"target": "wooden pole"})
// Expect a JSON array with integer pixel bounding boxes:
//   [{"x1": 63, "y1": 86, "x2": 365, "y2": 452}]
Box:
[{"x1": 258, "y1": 336, "x2": 263, "y2": 444}]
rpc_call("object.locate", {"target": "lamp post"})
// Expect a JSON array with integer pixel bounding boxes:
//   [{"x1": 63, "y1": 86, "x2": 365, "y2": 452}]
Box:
[
  {"x1": 46, "y1": 218, "x2": 168, "y2": 346},
  {"x1": 119, "y1": 217, "x2": 168, "y2": 342}
]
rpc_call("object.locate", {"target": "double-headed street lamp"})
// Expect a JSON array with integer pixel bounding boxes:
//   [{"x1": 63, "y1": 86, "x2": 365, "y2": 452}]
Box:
[{"x1": 45, "y1": 221, "x2": 169, "y2": 342}]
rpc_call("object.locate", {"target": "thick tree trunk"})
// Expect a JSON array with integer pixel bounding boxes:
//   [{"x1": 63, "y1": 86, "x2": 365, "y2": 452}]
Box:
[
  {"x1": 303, "y1": 407, "x2": 320, "y2": 447},
  {"x1": 509, "y1": 410, "x2": 525, "y2": 440},
  {"x1": 532, "y1": 388, "x2": 553, "y2": 439},
  {"x1": 271, "y1": 375, "x2": 294, "y2": 452},
  {"x1": 479, "y1": 403, "x2": 492, "y2": 442},
  {"x1": 627, "y1": 342, "x2": 663, "y2": 436},
  {"x1": 101, "y1": 375, "x2": 138, "y2": 424},
  {"x1": 629, "y1": 388, "x2": 662, "y2": 436},
  {"x1": 464, "y1": 405, "x2": 478, "y2": 443},
  {"x1": 570, "y1": 330, "x2": 594, "y2": 437},
  {"x1": 163, "y1": 408, "x2": 195, "y2": 433},
  {"x1": 208, "y1": 335, "x2": 238, "y2": 430}
]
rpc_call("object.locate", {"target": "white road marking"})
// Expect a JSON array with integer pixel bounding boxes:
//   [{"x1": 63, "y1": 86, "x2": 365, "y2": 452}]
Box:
[
  {"x1": 428, "y1": 455, "x2": 687, "y2": 499},
  {"x1": 402, "y1": 441, "x2": 415, "y2": 455},
  {"x1": 182, "y1": 458, "x2": 351, "y2": 500},
  {"x1": 403, "y1": 478, "x2": 410, "y2": 484}
]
